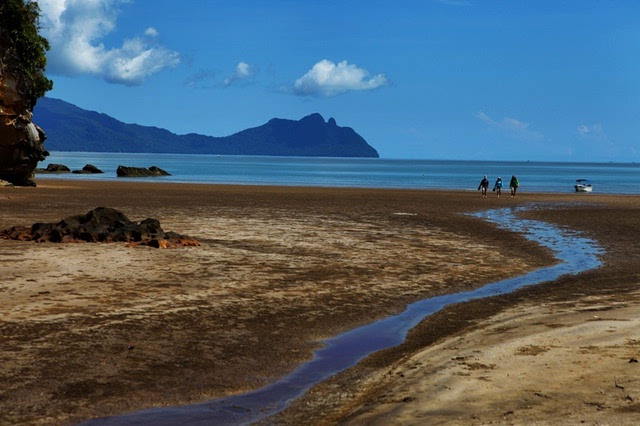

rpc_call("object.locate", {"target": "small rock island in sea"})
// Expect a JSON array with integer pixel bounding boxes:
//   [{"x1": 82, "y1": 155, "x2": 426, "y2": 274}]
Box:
[
  {"x1": 117, "y1": 165, "x2": 171, "y2": 177},
  {"x1": 33, "y1": 97, "x2": 379, "y2": 158},
  {"x1": 35, "y1": 163, "x2": 104, "y2": 174}
]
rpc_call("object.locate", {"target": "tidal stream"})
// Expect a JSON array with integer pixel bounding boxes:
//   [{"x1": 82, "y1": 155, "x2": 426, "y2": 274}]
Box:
[{"x1": 86, "y1": 204, "x2": 603, "y2": 425}]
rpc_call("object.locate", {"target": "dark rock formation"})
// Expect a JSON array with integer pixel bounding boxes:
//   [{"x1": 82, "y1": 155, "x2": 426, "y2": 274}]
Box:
[
  {"x1": 71, "y1": 164, "x2": 104, "y2": 174},
  {"x1": 0, "y1": 207, "x2": 200, "y2": 248},
  {"x1": 34, "y1": 97, "x2": 380, "y2": 158},
  {"x1": 0, "y1": 1, "x2": 53, "y2": 186},
  {"x1": 35, "y1": 163, "x2": 70, "y2": 173},
  {"x1": 116, "y1": 165, "x2": 171, "y2": 177},
  {"x1": 0, "y1": 70, "x2": 48, "y2": 186}
]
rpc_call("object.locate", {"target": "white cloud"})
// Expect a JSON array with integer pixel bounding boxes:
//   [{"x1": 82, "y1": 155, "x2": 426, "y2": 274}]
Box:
[
  {"x1": 39, "y1": 0, "x2": 179, "y2": 86},
  {"x1": 144, "y1": 27, "x2": 159, "y2": 37},
  {"x1": 576, "y1": 124, "x2": 590, "y2": 136},
  {"x1": 223, "y1": 62, "x2": 253, "y2": 87},
  {"x1": 475, "y1": 111, "x2": 544, "y2": 141},
  {"x1": 576, "y1": 123, "x2": 608, "y2": 141},
  {"x1": 293, "y1": 60, "x2": 388, "y2": 97},
  {"x1": 573, "y1": 123, "x2": 623, "y2": 158}
]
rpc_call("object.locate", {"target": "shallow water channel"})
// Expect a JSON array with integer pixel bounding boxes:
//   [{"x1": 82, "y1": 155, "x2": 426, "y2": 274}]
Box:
[{"x1": 86, "y1": 204, "x2": 603, "y2": 425}]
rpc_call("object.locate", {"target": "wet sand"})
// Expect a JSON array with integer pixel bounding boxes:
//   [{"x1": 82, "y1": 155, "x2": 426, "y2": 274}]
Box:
[
  {"x1": 0, "y1": 180, "x2": 637, "y2": 424},
  {"x1": 274, "y1": 195, "x2": 640, "y2": 425}
]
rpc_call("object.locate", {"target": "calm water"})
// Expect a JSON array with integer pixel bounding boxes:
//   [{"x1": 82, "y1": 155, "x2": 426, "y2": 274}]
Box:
[{"x1": 40, "y1": 152, "x2": 640, "y2": 194}]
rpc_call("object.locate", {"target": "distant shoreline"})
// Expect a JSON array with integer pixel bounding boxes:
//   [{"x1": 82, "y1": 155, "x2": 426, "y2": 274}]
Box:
[
  {"x1": 36, "y1": 153, "x2": 640, "y2": 194},
  {"x1": 44, "y1": 150, "x2": 640, "y2": 165}
]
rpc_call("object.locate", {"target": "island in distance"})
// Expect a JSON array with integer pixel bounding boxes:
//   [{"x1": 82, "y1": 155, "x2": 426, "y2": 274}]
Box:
[{"x1": 33, "y1": 98, "x2": 379, "y2": 158}]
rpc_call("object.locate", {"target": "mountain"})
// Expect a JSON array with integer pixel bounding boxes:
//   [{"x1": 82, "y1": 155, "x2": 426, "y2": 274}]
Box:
[{"x1": 33, "y1": 98, "x2": 379, "y2": 158}]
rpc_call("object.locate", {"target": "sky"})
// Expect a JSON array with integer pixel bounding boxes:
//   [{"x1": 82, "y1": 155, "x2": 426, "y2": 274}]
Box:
[{"x1": 38, "y1": 0, "x2": 639, "y2": 161}]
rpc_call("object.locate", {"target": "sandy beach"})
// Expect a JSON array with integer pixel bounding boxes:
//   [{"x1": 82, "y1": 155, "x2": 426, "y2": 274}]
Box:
[{"x1": 1, "y1": 180, "x2": 639, "y2": 424}]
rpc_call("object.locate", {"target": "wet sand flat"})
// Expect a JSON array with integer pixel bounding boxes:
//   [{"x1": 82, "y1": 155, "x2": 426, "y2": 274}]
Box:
[
  {"x1": 275, "y1": 195, "x2": 640, "y2": 425},
  {"x1": 0, "y1": 180, "x2": 635, "y2": 424}
]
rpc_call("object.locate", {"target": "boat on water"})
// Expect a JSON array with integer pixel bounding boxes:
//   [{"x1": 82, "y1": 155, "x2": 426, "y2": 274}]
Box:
[{"x1": 574, "y1": 179, "x2": 593, "y2": 192}]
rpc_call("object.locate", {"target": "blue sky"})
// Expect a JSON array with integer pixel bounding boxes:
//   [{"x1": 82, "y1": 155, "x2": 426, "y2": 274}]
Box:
[{"x1": 39, "y1": 0, "x2": 639, "y2": 161}]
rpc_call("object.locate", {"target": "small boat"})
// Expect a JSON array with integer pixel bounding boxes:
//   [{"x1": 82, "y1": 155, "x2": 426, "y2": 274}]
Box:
[{"x1": 574, "y1": 179, "x2": 593, "y2": 193}]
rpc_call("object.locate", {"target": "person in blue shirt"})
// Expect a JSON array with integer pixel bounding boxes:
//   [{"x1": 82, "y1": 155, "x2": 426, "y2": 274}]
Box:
[{"x1": 493, "y1": 177, "x2": 503, "y2": 197}]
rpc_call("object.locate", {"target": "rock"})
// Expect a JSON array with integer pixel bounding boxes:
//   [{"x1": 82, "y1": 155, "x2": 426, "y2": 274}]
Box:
[
  {"x1": 0, "y1": 74, "x2": 48, "y2": 185},
  {"x1": 0, "y1": 207, "x2": 200, "y2": 248},
  {"x1": 35, "y1": 163, "x2": 71, "y2": 173},
  {"x1": 71, "y1": 164, "x2": 103, "y2": 174},
  {"x1": 1, "y1": 3, "x2": 52, "y2": 187},
  {"x1": 116, "y1": 165, "x2": 171, "y2": 177},
  {"x1": 148, "y1": 166, "x2": 171, "y2": 176}
]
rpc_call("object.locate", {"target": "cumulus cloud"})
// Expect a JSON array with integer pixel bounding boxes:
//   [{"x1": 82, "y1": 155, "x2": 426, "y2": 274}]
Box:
[
  {"x1": 144, "y1": 27, "x2": 159, "y2": 37},
  {"x1": 293, "y1": 60, "x2": 388, "y2": 97},
  {"x1": 39, "y1": 0, "x2": 180, "y2": 86},
  {"x1": 475, "y1": 111, "x2": 544, "y2": 141},
  {"x1": 223, "y1": 62, "x2": 253, "y2": 87}
]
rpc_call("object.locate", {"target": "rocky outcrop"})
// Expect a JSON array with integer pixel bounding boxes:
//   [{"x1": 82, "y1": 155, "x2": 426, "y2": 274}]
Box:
[
  {"x1": 0, "y1": 207, "x2": 200, "y2": 248},
  {"x1": 0, "y1": 69, "x2": 48, "y2": 186},
  {"x1": 35, "y1": 163, "x2": 70, "y2": 173},
  {"x1": 116, "y1": 165, "x2": 171, "y2": 177},
  {"x1": 72, "y1": 164, "x2": 103, "y2": 174}
]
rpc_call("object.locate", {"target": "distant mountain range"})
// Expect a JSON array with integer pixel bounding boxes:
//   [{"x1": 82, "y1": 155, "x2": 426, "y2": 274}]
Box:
[{"x1": 33, "y1": 98, "x2": 379, "y2": 158}]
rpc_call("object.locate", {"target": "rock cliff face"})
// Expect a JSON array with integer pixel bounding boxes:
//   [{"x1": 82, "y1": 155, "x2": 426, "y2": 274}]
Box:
[
  {"x1": 0, "y1": 59, "x2": 48, "y2": 186},
  {"x1": 0, "y1": 0, "x2": 52, "y2": 186}
]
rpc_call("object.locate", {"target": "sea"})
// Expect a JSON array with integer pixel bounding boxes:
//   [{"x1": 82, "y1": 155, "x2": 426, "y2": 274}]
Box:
[{"x1": 40, "y1": 152, "x2": 640, "y2": 195}]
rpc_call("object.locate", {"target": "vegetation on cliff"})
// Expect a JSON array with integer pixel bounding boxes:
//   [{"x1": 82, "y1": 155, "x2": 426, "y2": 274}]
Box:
[
  {"x1": 0, "y1": 0, "x2": 53, "y2": 107},
  {"x1": 0, "y1": 0, "x2": 52, "y2": 185}
]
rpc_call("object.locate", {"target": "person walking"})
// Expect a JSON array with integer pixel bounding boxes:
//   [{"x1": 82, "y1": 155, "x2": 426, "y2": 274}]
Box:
[
  {"x1": 493, "y1": 177, "x2": 503, "y2": 197},
  {"x1": 509, "y1": 175, "x2": 519, "y2": 197},
  {"x1": 478, "y1": 175, "x2": 489, "y2": 197}
]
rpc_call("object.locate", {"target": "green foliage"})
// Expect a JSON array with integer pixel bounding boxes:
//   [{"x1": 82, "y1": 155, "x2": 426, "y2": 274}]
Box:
[{"x1": 0, "y1": 0, "x2": 53, "y2": 106}]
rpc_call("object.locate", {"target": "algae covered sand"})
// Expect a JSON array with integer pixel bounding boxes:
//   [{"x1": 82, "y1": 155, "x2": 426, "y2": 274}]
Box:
[{"x1": 2, "y1": 180, "x2": 638, "y2": 424}]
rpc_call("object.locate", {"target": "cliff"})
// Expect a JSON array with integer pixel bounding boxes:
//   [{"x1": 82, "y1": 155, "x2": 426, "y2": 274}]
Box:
[
  {"x1": 0, "y1": 70, "x2": 48, "y2": 185},
  {"x1": 0, "y1": 1, "x2": 52, "y2": 186},
  {"x1": 33, "y1": 98, "x2": 379, "y2": 158}
]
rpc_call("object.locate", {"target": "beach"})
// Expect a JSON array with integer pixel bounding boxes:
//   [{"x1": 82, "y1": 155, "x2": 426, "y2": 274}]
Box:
[{"x1": 1, "y1": 180, "x2": 639, "y2": 424}]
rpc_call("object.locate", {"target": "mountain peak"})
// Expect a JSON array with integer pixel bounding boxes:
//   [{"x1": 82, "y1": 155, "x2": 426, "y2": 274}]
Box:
[
  {"x1": 300, "y1": 113, "x2": 325, "y2": 123},
  {"x1": 34, "y1": 98, "x2": 379, "y2": 158}
]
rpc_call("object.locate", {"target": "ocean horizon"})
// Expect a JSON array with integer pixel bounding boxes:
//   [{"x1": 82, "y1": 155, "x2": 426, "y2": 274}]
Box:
[{"x1": 38, "y1": 151, "x2": 640, "y2": 195}]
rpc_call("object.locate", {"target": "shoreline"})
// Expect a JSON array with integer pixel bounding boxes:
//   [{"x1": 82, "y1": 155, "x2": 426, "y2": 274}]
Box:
[
  {"x1": 1, "y1": 180, "x2": 639, "y2": 424},
  {"x1": 34, "y1": 176, "x2": 640, "y2": 196},
  {"x1": 35, "y1": 154, "x2": 640, "y2": 195},
  {"x1": 32, "y1": 175, "x2": 640, "y2": 196}
]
